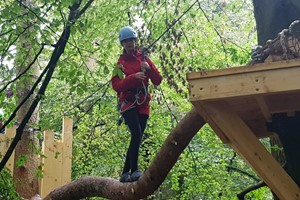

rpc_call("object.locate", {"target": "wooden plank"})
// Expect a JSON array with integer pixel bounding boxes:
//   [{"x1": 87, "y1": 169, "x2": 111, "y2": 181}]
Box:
[
  {"x1": 255, "y1": 96, "x2": 272, "y2": 121},
  {"x1": 225, "y1": 97, "x2": 264, "y2": 120},
  {"x1": 243, "y1": 118, "x2": 275, "y2": 138},
  {"x1": 40, "y1": 131, "x2": 63, "y2": 198},
  {"x1": 265, "y1": 92, "x2": 300, "y2": 113},
  {"x1": 40, "y1": 130, "x2": 53, "y2": 198},
  {"x1": 0, "y1": 127, "x2": 15, "y2": 173},
  {"x1": 197, "y1": 101, "x2": 300, "y2": 199},
  {"x1": 61, "y1": 118, "x2": 73, "y2": 185},
  {"x1": 187, "y1": 59, "x2": 300, "y2": 80},
  {"x1": 188, "y1": 63, "x2": 300, "y2": 101}
]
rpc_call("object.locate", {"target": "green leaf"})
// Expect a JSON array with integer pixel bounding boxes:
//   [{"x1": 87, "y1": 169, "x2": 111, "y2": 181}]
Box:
[
  {"x1": 117, "y1": 69, "x2": 124, "y2": 79},
  {"x1": 16, "y1": 155, "x2": 29, "y2": 167},
  {"x1": 103, "y1": 66, "x2": 109, "y2": 74}
]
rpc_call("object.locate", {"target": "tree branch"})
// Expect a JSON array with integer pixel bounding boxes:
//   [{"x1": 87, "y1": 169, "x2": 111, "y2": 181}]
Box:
[
  {"x1": 43, "y1": 107, "x2": 206, "y2": 200},
  {"x1": 227, "y1": 166, "x2": 260, "y2": 182},
  {"x1": 0, "y1": 56, "x2": 49, "y2": 134},
  {"x1": 0, "y1": 25, "x2": 31, "y2": 67},
  {"x1": 0, "y1": 45, "x2": 44, "y2": 94},
  {"x1": 237, "y1": 181, "x2": 266, "y2": 200},
  {"x1": 78, "y1": 0, "x2": 95, "y2": 17},
  {"x1": 0, "y1": 0, "x2": 88, "y2": 172}
]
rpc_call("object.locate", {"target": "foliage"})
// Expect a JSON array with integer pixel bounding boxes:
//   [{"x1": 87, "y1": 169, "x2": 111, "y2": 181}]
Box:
[
  {"x1": 0, "y1": 0, "x2": 275, "y2": 199},
  {"x1": 0, "y1": 168, "x2": 22, "y2": 200}
]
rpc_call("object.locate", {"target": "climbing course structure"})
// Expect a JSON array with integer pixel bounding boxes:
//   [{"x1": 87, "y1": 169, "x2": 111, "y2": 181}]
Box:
[{"x1": 187, "y1": 59, "x2": 300, "y2": 199}]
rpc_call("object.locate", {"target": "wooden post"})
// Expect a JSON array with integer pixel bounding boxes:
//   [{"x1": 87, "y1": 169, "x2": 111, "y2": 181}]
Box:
[
  {"x1": 0, "y1": 127, "x2": 16, "y2": 173},
  {"x1": 0, "y1": 118, "x2": 73, "y2": 198},
  {"x1": 40, "y1": 130, "x2": 63, "y2": 198},
  {"x1": 40, "y1": 118, "x2": 73, "y2": 198},
  {"x1": 61, "y1": 118, "x2": 73, "y2": 185}
]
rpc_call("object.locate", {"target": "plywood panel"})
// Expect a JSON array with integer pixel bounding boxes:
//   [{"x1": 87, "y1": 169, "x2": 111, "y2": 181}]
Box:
[{"x1": 0, "y1": 127, "x2": 15, "y2": 173}]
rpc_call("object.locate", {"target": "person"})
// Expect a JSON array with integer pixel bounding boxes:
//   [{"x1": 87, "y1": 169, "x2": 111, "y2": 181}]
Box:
[{"x1": 111, "y1": 26, "x2": 162, "y2": 182}]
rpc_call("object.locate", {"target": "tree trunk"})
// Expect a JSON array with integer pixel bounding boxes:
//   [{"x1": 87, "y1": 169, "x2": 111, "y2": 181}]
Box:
[
  {"x1": 13, "y1": 0, "x2": 40, "y2": 198},
  {"x1": 268, "y1": 113, "x2": 300, "y2": 187},
  {"x1": 269, "y1": 136, "x2": 285, "y2": 200},
  {"x1": 43, "y1": 107, "x2": 205, "y2": 200},
  {"x1": 253, "y1": 0, "x2": 300, "y2": 45},
  {"x1": 252, "y1": 0, "x2": 300, "y2": 198}
]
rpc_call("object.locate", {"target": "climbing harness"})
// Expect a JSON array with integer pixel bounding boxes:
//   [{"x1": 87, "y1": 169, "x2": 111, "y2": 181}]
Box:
[
  {"x1": 119, "y1": 84, "x2": 148, "y2": 112},
  {"x1": 116, "y1": 66, "x2": 148, "y2": 126}
]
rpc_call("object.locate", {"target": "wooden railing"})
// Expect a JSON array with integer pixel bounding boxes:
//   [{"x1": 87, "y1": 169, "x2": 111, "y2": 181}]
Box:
[{"x1": 0, "y1": 118, "x2": 73, "y2": 198}]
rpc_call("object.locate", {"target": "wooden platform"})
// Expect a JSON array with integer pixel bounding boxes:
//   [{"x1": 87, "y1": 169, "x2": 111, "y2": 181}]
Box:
[{"x1": 187, "y1": 59, "x2": 300, "y2": 199}]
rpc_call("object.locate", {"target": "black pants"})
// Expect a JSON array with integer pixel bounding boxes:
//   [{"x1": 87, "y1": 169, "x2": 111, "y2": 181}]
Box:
[{"x1": 122, "y1": 108, "x2": 148, "y2": 174}]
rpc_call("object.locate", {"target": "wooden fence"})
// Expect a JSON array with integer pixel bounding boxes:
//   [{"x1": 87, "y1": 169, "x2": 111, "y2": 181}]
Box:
[{"x1": 0, "y1": 118, "x2": 73, "y2": 198}]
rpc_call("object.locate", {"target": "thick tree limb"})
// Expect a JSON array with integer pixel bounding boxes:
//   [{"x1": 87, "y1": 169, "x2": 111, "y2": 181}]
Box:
[{"x1": 43, "y1": 107, "x2": 206, "y2": 200}]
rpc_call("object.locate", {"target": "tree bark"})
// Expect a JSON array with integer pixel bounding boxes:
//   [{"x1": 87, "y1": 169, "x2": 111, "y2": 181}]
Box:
[
  {"x1": 268, "y1": 113, "x2": 300, "y2": 187},
  {"x1": 13, "y1": 0, "x2": 40, "y2": 198},
  {"x1": 252, "y1": 1, "x2": 300, "y2": 199},
  {"x1": 253, "y1": 0, "x2": 300, "y2": 45},
  {"x1": 43, "y1": 107, "x2": 206, "y2": 200}
]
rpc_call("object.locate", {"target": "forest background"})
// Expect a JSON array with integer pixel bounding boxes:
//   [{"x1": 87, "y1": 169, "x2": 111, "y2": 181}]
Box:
[{"x1": 0, "y1": 0, "x2": 274, "y2": 199}]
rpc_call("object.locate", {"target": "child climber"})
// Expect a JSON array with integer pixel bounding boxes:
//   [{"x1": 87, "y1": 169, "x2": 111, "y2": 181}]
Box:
[{"x1": 111, "y1": 26, "x2": 162, "y2": 182}]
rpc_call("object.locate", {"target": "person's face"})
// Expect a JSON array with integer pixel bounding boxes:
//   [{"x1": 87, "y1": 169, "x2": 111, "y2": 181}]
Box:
[{"x1": 122, "y1": 38, "x2": 136, "y2": 54}]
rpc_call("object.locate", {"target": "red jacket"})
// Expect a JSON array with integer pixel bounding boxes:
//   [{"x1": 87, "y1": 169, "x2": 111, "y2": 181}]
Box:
[{"x1": 111, "y1": 50, "x2": 162, "y2": 116}]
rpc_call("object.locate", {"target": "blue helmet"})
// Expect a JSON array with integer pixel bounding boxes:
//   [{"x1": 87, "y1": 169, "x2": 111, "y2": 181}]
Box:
[{"x1": 119, "y1": 26, "x2": 138, "y2": 43}]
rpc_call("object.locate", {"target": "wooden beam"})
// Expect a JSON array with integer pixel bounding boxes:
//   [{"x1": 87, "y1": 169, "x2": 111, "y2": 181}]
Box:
[
  {"x1": 193, "y1": 101, "x2": 300, "y2": 199},
  {"x1": 187, "y1": 59, "x2": 300, "y2": 80},
  {"x1": 188, "y1": 61, "x2": 300, "y2": 101},
  {"x1": 255, "y1": 96, "x2": 272, "y2": 121},
  {"x1": 266, "y1": 92, "x2": 300, "y2": 114},
  {"x1": 243, "y1": 118, "x2": 274, "y2": 138}
]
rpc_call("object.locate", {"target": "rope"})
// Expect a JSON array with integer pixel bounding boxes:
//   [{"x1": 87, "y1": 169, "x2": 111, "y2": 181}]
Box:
[
  {"x1": 140, "y1": 0, "x2": 198, "y2": 55},
  {"x1": 136, "y1": 81, "x2": 148, "y2": 105}
]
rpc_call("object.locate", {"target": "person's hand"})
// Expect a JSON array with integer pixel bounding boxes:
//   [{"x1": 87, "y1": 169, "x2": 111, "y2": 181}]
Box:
[
  {"x1": 135, "y1": 72, "x2": 147, "y2": 80},
  {"x1": 116, "y1": 63, "x2": 124, "y2": 71},
  {"x1": 141, "y1": 61, "x2": 151, "y2": 72}
]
